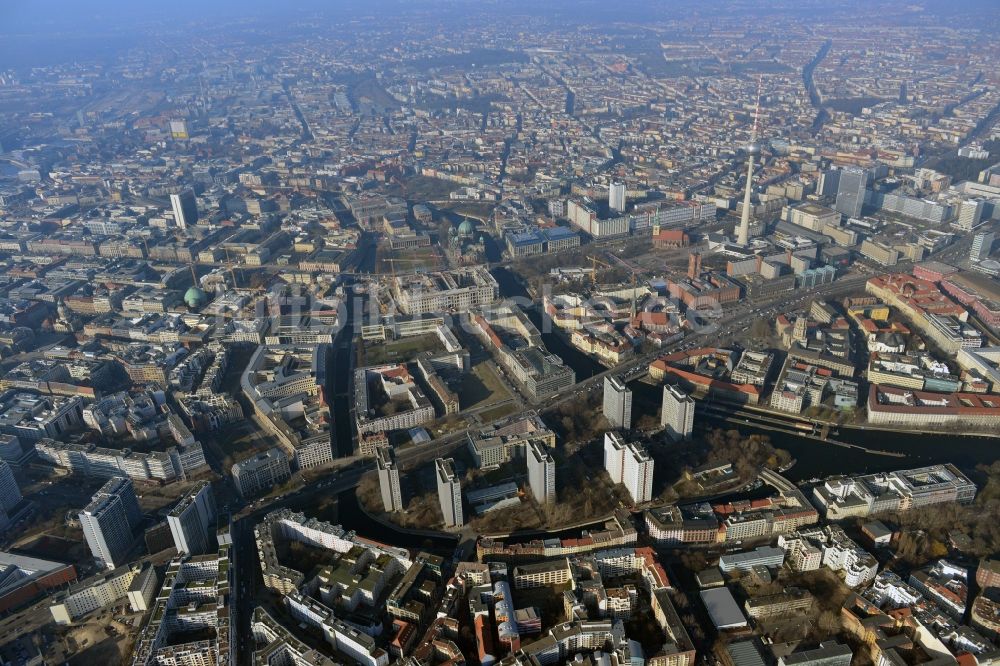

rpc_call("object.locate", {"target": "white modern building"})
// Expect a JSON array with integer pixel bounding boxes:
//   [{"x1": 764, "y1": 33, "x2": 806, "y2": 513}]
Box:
[
  {"x1": 718, "y1": 546, "x2": 786, "y2": 573},
  {"x1": 604, "y1": 432, "x2": 627, "y2": 485},
  {"x1": 603, "y1": 376, "x2": 632, "y2": 430},
  {"x1": 50, "y1": 562, "x2": 156, "y2": 624},
  {"x1": 466, "y1": 412, "x2": 556, "y2": 468},
  {"x1": 0, "y1": 392, "x2": 83, "y2": 442},
  {"x1": 232, "y1": 447, "x2": 291, "y2": 499},
  {"x1": 241, "y1": 344, "x2": 333, "y2": 469},
  {"x1": 956, "y1": 198, "x2": 985, "y2": 231},
  {"x1": 376, "y1": 445, "x2": 404, "y2": 513},
  {"x1": 79, "y1": 477, "x2": 142, "y2": 570},
  {"x1": 169, "y1": 190, "x2": 198, "y2": 229},
  {"x1": 779, "y1": 526, "x2": 877, "y2": 588},
  {"x1": 866, "y1": 571, "x2": 922, "y2": 609},
  {"x1": 392, "y1": 267, "x2": 499, "y2": 315},
  {"x1": 35, "y1": 438, "x2": 208, "y2": 484},
  {"x1": 623, "y1": 446, "x2": 654, "y2": 504},
  {"x1": 251, "y1": 606, "x2": 339, "y2": 666},
  {"x1": 131, "y1": 545, "x2": 233, "y2": 666},
  {"x1": 609, "y1": 182, "x2": 627, "y2": 214},
  {"x1": 286, "y1": 591, "x2": 390, "y2": 666},
  {"x1": 971, "y1": 230, "x2": 995, "y2": 262},
  {"x1": 660, "y1": 385, "x2": 694, "y2": 441},
  {"x1": 527, "y1": 440, "x2": 556, "y2": 504},
  {"x1": 167, "y1": 481, "x2": 216, "y2": 556},
  {"x1": 813, "y1": 464, "x2": 976, "y2": 520},
  {"x1": 603, "y1": 433, "x2": 654, "y2": 504},
  {"x1": 435, "y1": 458, "x2": 463, "y2": 527}
]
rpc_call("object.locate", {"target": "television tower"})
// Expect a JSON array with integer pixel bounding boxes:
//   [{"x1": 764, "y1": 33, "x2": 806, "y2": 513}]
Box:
[{"x1": 737, "y1": 77, "x2": 763, "y2": 247}]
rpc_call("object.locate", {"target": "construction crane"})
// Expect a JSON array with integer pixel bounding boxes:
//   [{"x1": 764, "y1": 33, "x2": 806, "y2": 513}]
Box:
[
  {"x1": 223, "y1": 248, "x2": 240, "y2": 292},
  {"x1": 589, "y1": 255, "x2": 613, "y2": 285}
]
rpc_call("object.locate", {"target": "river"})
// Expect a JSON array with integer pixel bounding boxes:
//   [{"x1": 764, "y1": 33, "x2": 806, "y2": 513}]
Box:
[
  {"x1": 492, "y1": 266, "x2": 998, "y2": 483},
  {"x1": 337, "y1": 490, "x2": 458, "y2": 551},
  {"x1": 628, "y1": 370, "x2": 998, "y2": 484}
]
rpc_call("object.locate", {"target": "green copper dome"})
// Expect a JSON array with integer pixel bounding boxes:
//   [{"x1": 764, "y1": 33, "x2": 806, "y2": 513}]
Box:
[
  {"x1": 457, "y1": 219, "x2": 475, "y2": 236},
  {"x1": 184, "y1": 285, "x2": 208, "y2": 309}
]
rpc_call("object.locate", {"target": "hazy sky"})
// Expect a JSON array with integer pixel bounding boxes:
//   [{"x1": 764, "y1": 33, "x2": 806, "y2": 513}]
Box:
[
  {"x1": 3, "y1": 0, "x2": 995, "y2": 34},
  {"x1": 1, "y1": 0, "x2": 996, "y2": 64}
]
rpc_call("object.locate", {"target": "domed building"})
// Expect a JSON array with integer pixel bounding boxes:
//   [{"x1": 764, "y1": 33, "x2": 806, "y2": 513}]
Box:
[
  {"x1": 446, "y1": 219, "x2": 486, "y2": 266},
  {"x1": 184, "y1": 285, "x2": 209, "y2": 310},
  {"x1": 457, "y1": 219, "x2": 476, "y2": 237}
]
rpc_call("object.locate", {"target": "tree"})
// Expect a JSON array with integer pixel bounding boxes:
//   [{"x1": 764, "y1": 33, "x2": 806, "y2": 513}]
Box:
[
  {"x1": 816, "y1": 610, "x2": 842, "y2": 635},
  {"x1": 680, "y1": 551, "x2": 708, "y2": 572},
  {"x1": 750, "y1": 319, "x2": 771, "y2": 339},
  {"x1": 636, "y1": 413, "x2": 659, "y2": 431},
  {"x1": 437, "y1": 219, "x2": 452, "y2": 244}
]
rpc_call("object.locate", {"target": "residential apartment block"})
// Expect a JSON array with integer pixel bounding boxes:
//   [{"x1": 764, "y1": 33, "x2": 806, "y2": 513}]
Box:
[{"x1": 603, "y1": 433, "x2": 654, "y2": 504}]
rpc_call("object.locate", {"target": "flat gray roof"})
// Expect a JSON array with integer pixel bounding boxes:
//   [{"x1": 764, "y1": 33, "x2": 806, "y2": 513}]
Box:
[
  {"x1": 700, "y1": 588, "x2": 747, "y2": 629},
  {"x1": 0, "y1": 551, "x2": 66, "y2": 573},
  {"x1": 780, "y1": 642, "x2": 853, "y2": 666},
  {"x1": 727, "y1": 640, "x2": 767, "y2": 666}
]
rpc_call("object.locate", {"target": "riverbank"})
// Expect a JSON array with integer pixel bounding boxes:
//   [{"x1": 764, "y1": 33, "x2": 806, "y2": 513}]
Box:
[
  {"x1": 629, "y1": 380, "x2": 998, "y2": 483},
  {"x1": 698, "y1": 409, "x2": 906, "y2": 459},
  {"x1": 803, "y1": 40, "x2": 832, "y2": 130},
  {"x1": 478, "y1": 513, "x2": 616, "y2": 541},
  {"x1": 353, "y1": 486, "x2": 622, "y2": 547},
  {"x1": 352, "y1": 488, "x2": 460, "y2": 543},
  {"x1": 835, "y1": 420, "x2": 999, "y2": 439},
  {"x1": 334, "y1": 489, "x2": 458, "y2": 551},
  {"x1": 691, "y1": 383, "x2": 1000, "y2": 440}
]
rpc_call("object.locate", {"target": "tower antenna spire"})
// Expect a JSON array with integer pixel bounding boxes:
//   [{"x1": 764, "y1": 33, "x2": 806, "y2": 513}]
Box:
[
  {"x1": 737, "y1": 76, "x2": 764, "y2": 247},
  {"x1": 751, "y1": 74, "x2": 763, "y2": 143}
]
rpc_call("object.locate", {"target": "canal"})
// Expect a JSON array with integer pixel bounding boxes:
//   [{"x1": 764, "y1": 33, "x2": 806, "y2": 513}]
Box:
[
  {"x1": 329, "y1": 238, "x2": 377, "y2": 458},
  {"x1": 629, "y1": 380, "x2": 998, "y2": 483},
  {"x1": 337, "y1": 490, "x2": 459, "y2": 551},
  {"x1": 277, "y1": 485, "x2": 460, "y2": 552}
]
